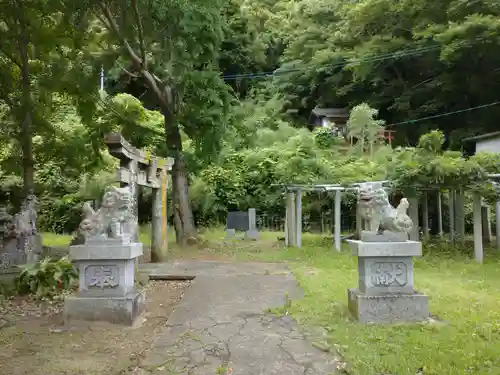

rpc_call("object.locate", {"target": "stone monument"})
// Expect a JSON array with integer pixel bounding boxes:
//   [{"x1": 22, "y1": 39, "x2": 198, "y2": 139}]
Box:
[
  {"x1": 0, "y1": 193, "x2": 42, "y2": 272},
  {"x1": 64, "y1": 186, "x2": 145, "y2": 325},
  {"x1": 347, "y1": 182, "x2": 429, "y2": 323},
  {"x1": 226, "y1": 208, "x2": 259, "y2": 240}
]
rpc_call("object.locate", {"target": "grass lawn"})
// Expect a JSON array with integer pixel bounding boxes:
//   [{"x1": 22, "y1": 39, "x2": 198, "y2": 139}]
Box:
[
  {"x1": 42, "y1": 229, "x2": 500, "y2": 375},
  {"x1": 41, "y1": 226, "x2": 154, "y2": 248}
]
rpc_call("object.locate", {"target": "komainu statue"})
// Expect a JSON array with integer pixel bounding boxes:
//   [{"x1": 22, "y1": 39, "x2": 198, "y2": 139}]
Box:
[
  {"x1": 79, "y1": 186, "x2": 137, "y2": 243},
  {"x1": 357, "y1": 182, "x2": 413, "y2": 238}
]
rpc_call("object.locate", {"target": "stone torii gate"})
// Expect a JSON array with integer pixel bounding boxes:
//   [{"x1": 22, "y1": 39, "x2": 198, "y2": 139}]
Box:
[{"x1": 104, "y1": 133, "x2": 174, "y2": 262}]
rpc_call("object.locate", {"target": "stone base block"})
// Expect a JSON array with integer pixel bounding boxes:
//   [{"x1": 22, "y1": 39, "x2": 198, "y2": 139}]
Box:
[
  {"x1": 347, "y1": 288, "x2": 429, "y2": 323},
  {"x1": 246, "y1": 229, "x2": 259, "y2": 240},
  {"x1": 360, "y1": 230, "x2": 408, "y2": 242},
  {"x1": 347, "y1": 240, "x2": 422, "y2": 257},
  {"x1": 139, "y1": 246, "x2": 151, "y2": 263},
  {"x1": 64, "y1": 290, "x2": 146, "y2": 326}
]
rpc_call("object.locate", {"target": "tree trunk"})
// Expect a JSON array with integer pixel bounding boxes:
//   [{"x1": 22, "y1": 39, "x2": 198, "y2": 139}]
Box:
[
  {"x1": 164, "y1": 115, "x2": 196, "y2": 245},
  {"x1": 18, "y1": 8, "x2": 34, "y2": 197}
]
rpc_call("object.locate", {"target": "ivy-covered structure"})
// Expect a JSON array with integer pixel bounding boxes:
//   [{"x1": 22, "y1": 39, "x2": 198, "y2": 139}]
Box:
[{"x1": 281, "y1": 131, "x2": 500, "y2": 264}]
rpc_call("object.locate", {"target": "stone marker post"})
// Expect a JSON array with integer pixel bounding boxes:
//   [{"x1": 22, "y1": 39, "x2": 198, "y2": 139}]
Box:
[
  {"x1": 246, "y1": 208, "x2": 259, "y2": 240},
  {"x1": 347, "y1": 182, "x2": 429, "y2": 323},
  {"x1": 64, "y1": 187, "x2": 145, "y2": 325}
]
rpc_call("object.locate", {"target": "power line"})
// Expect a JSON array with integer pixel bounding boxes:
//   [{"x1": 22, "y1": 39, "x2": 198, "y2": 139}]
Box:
[
  {"x1": 222, "y1": 35, "x2": 497, "y2": 81},
  {"x1": 222, "y1": 44, "x2": 442, "y2": 81},
  {"x1": 386, "y1": 101, "x2": 500, "y2": 127}
]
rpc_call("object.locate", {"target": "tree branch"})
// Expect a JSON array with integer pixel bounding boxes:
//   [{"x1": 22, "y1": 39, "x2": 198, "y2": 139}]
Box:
[
  {"x1": 99, "y1": 3, "x2": 142, "y2": 69},
  {"x1": 116, "y1": 60, "x2": 139, "y2": 78},
  {"x1": 98, "y1": 3, "x2": 172, "y2": 116},
  {"x1": 94, "y1": 11, "x2": 113, "y2": 31},
  {"x1": 131, "y1": 0, "x2": 147, "y2": 69}
]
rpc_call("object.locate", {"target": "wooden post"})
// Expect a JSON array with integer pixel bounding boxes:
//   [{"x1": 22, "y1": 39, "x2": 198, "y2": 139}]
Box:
[
  {"x1": 473, "y1": 193, "x2": 483, "y2": 263},
  {"x1": 455, "y1": 188, "x2": 465, "y2": 244},
  {"x1": 284, "y1": 203, "x2": 288, "y2": 245},
  {"x1": 496, "y1": 200, "x2": 500, "y2": 250},
  {"x1": 422, "y1": 191, "x2": 429, "y2": 240},
  {"x1": 448, "y1": 189, "x2": 455, "y2": 242},
  {"x1": 481, "y1": 204, "x2": 492, "y2": 243},
  {"x1": 408, "y1": 196, "x2": 419, "y2": 241},
  {"x1": 295, "y1": 189, "x2": 302, "y2": 248},
  {"x1": 334, "y1": 189, "x2": 341, "y2": 251},
  {"x1": 437, "y1": 190, "x2": 443, "y2": 239},
  {"x1": 285, "y1": 191, "x2": 296, "y2": 246}
]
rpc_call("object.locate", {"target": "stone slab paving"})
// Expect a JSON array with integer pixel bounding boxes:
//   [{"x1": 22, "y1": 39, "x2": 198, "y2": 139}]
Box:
[{"x1": 137, "y1": 260, "x2": 340, "y2": 374}]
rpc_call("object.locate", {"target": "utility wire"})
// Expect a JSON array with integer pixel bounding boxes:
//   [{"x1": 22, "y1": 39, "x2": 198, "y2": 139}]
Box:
[
  {"x1": 387, "y1": 101, "x2": 500, "y2": 127},
  {"x1": 98, "y1": 35, "x2": 497, "y2": 128},
  {"x1": 222, "y1": 35, "x2": 495, "y2": 81},
  {"x1": 222, "y1": 44, "x2": 442, "y2": 81}
]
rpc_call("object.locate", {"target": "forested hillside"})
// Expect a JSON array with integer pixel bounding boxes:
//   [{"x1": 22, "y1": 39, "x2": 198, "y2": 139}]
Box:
[{"x1": 1, "y1": 0, "x2": 500, "y2": 239}]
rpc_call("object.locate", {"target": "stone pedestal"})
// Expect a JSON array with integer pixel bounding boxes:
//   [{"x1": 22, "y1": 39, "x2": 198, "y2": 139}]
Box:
[
  {"x1": 64, "y1": 239, "x2": 146, "y2": 326},
  {"x1": 346, "y1": 239, "x2": 429, "y2": 323}
]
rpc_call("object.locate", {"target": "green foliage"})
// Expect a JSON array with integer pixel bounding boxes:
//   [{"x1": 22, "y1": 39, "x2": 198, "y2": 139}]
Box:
[
  {"x1": 417, "y1": 130, "x2": 445, "y2": 154},
  {"x1": 1, "y1": 0, "x2": 500, "y2": 235},
  {"x1": 388, "y1": 130, "x2": 489, "y2": 190},
  {"x1": 264, "y1": 0, "x2": 500, "y2": 143},
  {"x1": 15, "y1": 257, "x2": 78, "y2": 300},
  {"x1": 314, "y1": 127, "x2": 345, "y2": 149},
  {"x1": 346, "y1": 103, "x2": 385, "y2": 155}
]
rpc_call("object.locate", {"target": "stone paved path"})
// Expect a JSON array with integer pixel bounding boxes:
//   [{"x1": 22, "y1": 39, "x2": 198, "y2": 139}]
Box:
[{"x1": 136, "y1": 260, "x2": 340, "y2": 375}]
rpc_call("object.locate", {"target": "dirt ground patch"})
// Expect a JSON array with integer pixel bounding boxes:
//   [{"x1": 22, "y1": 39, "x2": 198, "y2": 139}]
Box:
[{"x1": 0, "y1": 280, "x2": 190, "y2": 375}]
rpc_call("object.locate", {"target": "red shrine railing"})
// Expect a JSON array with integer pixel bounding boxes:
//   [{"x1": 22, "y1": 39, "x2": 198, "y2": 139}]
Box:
[{"x1": 378, "y1": 129, "x2": 396, "y2": 146}]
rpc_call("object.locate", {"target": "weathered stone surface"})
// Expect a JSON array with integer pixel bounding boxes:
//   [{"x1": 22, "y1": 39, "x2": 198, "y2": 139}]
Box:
[
  {"x1": 138, "y1": 260, "x2": 340, "y2": 375},
  {"x1": 76, "y1": 259, "x2": 136, "y2": 297},
  {"x1": 78, "y1": 186, "x2": 137, "y2": 244},
  {"x1": 348, "y1": 288, "x2": 429, "y2": 323},
  {"x1": 227, "y1": 211, "x2": 249, "y2": 231},
  {"x1": 0, "y1": 197, "x2": 42, "y2": 271},
  {"x1": 357, "y1": 182, "x2": 413, "y2": 235},
  {"x1": 360, "y1": 230, "x2": 408, "y2": 242},
  {"x1": 357, "y1": 256, "x2": 415, "y2": 295},
  {"x1": 70, "y1": 242, "x2": 143, "y2": 260},
  {"x1": 246, "y1": 208, "x2": 259, "y2": 240},
  {"x1": 347, "y1": 237, "x2": 429, "y2": 323},
  {"x1": 225, "y1": 228, "x2": 237, "y2": 239},
  {"x1": 65, "y1": 189, "x2": 144, "y2": 326},
  {"x1": 347, "y1": 239, "x2": 422, "y2": 257},
  {"x1": 64, "y1": 290, "x2": 146, "y2": 325}
]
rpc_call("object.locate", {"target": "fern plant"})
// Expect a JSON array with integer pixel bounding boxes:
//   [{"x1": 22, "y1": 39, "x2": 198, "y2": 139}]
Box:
[{"x1": 15, "y1": 256, "x2": 78, "y2": 299}]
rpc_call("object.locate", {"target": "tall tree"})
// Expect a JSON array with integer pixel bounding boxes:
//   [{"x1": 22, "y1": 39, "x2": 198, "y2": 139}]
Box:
[
  {"x1": 267, "y1": 0, "x2": 500, "y2": 146},
  {"x1": 347, "y1": 103, "x2": 385, "y2": 156},
  {"x1": 0, "y1": 0, "x2": 84, "y2": 199},
  {"x1": 67, "y1": 0, "x2": 232, "y2": 244}
]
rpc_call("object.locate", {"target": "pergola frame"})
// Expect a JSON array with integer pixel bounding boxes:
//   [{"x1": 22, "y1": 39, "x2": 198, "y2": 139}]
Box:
[
  {"x1": 278, "y1": 177, "x2": 500, "y2": 264},
  {"x1": 278, "y1": 181, "x2": 391, "y2": 251}
]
